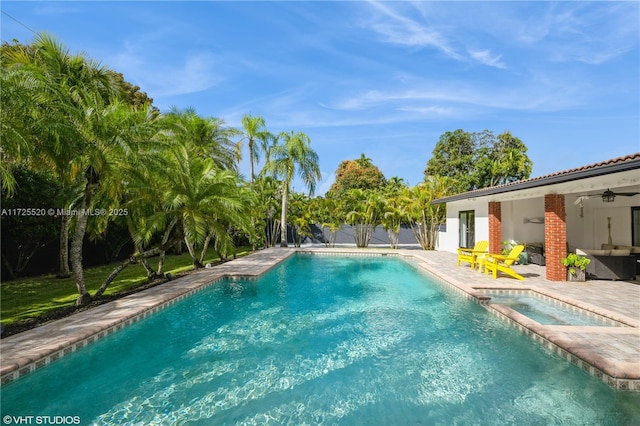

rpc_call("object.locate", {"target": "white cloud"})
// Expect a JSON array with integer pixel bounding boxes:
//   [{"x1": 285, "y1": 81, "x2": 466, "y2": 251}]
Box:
[
  {"x1": 509, "y1": 2, "x2": 638, "y2": 65},
  {"x1": 166, "y1": 53, "x2": 221, "y2": 96},
  {"x1": 396, "y1": 106, "x2": 454, "y2": 117},
  {"x1": 328, "y1": 78, "x2": 585, "y2": 117},
  {"x1": 468, "y1": 49, "x2": 506, "y2": 69},
  {"x1": 364, "y1": 1, "x2": 515, "y2": 69},
  {"x1": 364, "y1": 0, "x2": 462, "y2": 60},
  {"x1": 105, "y1": 46, "x2": 221, "y2": 101}
]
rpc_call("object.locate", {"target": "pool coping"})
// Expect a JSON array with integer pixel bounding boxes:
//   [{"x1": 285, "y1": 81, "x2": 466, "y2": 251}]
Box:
[
  {"x1": 481, "y1": 289, "x2": 635, "y2": 327},
  {"x1": 1, "y1": 247, "x2": 639, "y2": 392}
]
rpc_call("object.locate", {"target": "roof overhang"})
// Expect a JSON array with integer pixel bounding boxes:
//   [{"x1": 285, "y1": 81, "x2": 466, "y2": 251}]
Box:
[{"x1": 432, "y1": 156, "x2": 640, "y2": 204}]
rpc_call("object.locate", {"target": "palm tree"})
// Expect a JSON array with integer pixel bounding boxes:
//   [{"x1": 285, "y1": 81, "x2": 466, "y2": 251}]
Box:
[
  {"x1": 251, "y1": 176, "x2": 282, "y2": 248},
  {"x1": 315, "y1": 197, "x2": 343, "y2": 248},
  {"x1": 3, "y1": 34, "x2": 144, "y2": 301},
  {"x1": 156, "y1": 110, "x2": 253, "y2": 266},
  {"x1": 69, "y1": 99, "x2": 155, "y2": 305},
  {"x1": 163, "y1": 149, "x2": 251, "y2": 267},
  {"x1": 2, "y1": 33, "x2": 118, "y2": 280},
  {"x1": 381, "y1": 194, "x2": 404, "y2": 249},
  {"x1": 239, "y1": 114, "x2": 271, "y2": 183},
  {"x1": 288, "y1": 192, "x2": 313, "y2": 247},
  {"x1": 402, "y1": 185, "x2": 429, "y2": 250},
  {"x1": 0, "y1": 65, "x2": 39, "y2": 195},
  {"x1": 162, "y1": 107, "x2": 240, "y2": 172},
  {"x1": 403, "y1": 176, "x2": 452, "y2": 250},
  {"x1": 385, "y1": 176, "x2": 408, "y2": 195},
  {"x1": 355, "y1": 153, "x2": 373, "y2": 168},
  {"x1": 263, "y1": 131, "x2": 321, "y2": 247},
  {"x1": 345, "y1": 189, "x2": 384, "y2": 248}
]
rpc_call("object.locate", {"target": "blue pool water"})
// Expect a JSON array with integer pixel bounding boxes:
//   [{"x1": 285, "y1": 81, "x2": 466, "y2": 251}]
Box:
[
  {"x1": 2, "y1": 255, "x2": 639, "y2": 425},
  {"x1": 487, "y1": 292, "x2": 619, "y2": 326}
]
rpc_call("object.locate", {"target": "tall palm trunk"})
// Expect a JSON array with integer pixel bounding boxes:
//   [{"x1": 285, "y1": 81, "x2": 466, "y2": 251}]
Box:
[
  {"x1": 199, "y1": 232, "x2": 214, "y2": 264},
  {"x1": 135, "y1": 242, "x2": 157, "y2": 280},
  {"x1": 184, "y1": 237, "x2": 203, "y2": 268},
  {"x1": 70, "y1": 189, "x2": 93, "y2": 306},
  {"x1": 280, "y1": 184, "x2": 289, "y2": 247},
  {"x1": 352, "y1": 223, "x2": 373, "y2": 248},
  {"x1": 157, "y1": 217, "x2": 177, "y2": 275},
  {"x1": 249, "y1": 140, "x2": 255, "y2": 183},
  {"x1": 56, "y1": 215, "x2": 71, "y2": 278},
  {"x1": 265, "y1": 218, "x2": 280, "y2": 247},
  {"x1": 388, "y1": 229, "x2": 399, "y2": 249},
  {"x1": 95, "y1": 242, "x2": 177, "y2": 297}
]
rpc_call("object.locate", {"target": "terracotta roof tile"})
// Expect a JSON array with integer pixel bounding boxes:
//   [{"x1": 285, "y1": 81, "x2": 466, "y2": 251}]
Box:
[
  {"x1": 497, "y1": 152, "x2": 640, "y2": 188},
  {"x1": 433, "y1": 152, "x2": 640, "y2": 203}
]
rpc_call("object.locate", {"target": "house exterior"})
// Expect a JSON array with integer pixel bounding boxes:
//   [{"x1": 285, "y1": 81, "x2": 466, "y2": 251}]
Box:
[{"x1": 431, "y1": 153, "x2": 640, "y2": 281}]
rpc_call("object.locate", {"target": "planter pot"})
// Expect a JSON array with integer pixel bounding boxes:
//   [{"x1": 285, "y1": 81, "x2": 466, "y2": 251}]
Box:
[{"x1": 566, "y1": 268, "x2": 586, "y2": 282}]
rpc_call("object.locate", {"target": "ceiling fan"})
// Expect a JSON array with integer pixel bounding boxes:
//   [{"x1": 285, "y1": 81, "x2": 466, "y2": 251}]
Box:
[{"x1": 574, "y1": 188, "x2": 640, "y2": 205}]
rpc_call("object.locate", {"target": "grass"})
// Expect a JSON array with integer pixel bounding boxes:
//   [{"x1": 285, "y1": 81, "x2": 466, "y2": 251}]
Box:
[{"x1": 1, "y1": 246, "x2": 251, "y2": 326}]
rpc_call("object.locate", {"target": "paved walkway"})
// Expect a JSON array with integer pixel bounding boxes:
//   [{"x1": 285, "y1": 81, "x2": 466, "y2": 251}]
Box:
[{"x1": 1, "y1": 247, "x2": 638, "y2": 391}]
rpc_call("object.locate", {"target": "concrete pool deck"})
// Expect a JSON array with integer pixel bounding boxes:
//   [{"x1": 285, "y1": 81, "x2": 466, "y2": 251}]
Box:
[{"x1": 1, "y1": 247, "x2": 639, "y2": 391}]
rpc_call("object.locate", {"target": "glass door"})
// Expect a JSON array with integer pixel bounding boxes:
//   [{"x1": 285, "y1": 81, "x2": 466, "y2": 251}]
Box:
[{"x1": 459, "y1": 210, "x2": 475, "y2": 248}]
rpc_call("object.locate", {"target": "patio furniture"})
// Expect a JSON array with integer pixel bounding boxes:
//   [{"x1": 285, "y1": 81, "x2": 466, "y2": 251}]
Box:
[
  {"x1": 600, "y1": 244, "x2": 640, "y2": 274},
  {"x1": 457, "y1": 240, "x2": 489, "y2": 270},
  {"x1": 576, "y1": 248, "x2": 637, "y2": 281},
  {"x1": 525, "y1": 243, "x2": 545, "y2": 266},
  {"x1": 483, "y1": 245, "x2": 525, "y2": 280},
  {"x1": 585, "y1": 255, "x2": 636, "y2": 280}
]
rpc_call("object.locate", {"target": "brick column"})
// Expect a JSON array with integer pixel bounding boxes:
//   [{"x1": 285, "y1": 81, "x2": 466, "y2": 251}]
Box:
[
  {"x1": 488, "y1": 201, "x2": 502, "y2": 254},
  {"x1": 544, "y1": 194, "x2": 567, "y2": 281}
]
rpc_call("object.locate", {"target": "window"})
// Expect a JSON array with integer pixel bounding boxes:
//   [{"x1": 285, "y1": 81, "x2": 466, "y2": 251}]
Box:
[
  {"x1": 632, "y1": 207, "x2": 640, "y2": 246},
  {"x1": 459, "y1": 210, "x2": 475, "y2": 248}
]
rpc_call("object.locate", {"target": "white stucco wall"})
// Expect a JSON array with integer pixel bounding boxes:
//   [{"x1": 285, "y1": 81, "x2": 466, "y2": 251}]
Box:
[
  {"x1": 438, "y1": 197, "x2": 546, "y2": 254},
  {"x1": 437, "y1": 190, "x2": 639, "y2": 254},
  {"x1": 569, "y1": 196, "x2": 638, "y2": 250},
  {"x1": 437, "y1": 199, "x2": 489, "y2": 253},
  {"x1": 501, "y1": 198, "x2": 546, "y2": 245},
  {"x1": 435, "y1": 169, "x2": 639, "y2": 254}
]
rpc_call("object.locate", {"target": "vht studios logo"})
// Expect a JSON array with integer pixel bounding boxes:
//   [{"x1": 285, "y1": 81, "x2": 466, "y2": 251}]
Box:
[{"x1": 2, "y1": 416, "x2": 80, "y2": 425}]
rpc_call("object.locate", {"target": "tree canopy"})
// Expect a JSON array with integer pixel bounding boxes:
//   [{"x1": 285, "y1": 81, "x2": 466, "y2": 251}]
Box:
[
  {"x1": 0, "y1": 32, "x2": 321, "y2": 303},
  {"x1": 327, "y1": 153, "x2": 387, "y2": 199},
  {"x1": 424, "y1": 129, "x2": 532, "y2": 192}
]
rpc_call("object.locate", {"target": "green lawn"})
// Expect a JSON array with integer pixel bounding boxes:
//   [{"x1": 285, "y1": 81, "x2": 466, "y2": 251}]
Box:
[{"x1": 1, "y1": 247, "x2": 250, "y2": 326}]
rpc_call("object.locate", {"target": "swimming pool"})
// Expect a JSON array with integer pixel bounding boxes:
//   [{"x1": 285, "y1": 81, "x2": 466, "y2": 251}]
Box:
[{"x1": 2, "y1": 254, "x2": 639, "y2": 424}]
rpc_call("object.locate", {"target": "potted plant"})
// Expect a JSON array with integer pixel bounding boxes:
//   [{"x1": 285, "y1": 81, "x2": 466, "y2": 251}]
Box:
[
  {"x1": 503, "y1": 239, "x2": 528, "y2": 264},
  {"x1": 561, "y1": 253, "x2": 591, "y2": 282}
]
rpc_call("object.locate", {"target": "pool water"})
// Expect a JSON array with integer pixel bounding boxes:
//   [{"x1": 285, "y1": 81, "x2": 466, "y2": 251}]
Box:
[
  {"x1": 487, "y1": 292, "x2": 619, "y2": 326},
  {"x1": 2, "y1": 255, "x2": 639, "y2": 425}
]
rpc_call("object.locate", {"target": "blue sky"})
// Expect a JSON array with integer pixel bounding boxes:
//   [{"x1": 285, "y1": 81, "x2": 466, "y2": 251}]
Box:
[{"x1": 2, "y1": 1, "x2": 639, "y2": 194}]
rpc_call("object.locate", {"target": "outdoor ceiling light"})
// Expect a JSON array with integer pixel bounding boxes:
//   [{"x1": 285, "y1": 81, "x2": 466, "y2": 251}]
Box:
[{"x1": 602, "y1": 189, "x2": 616, "y2": 203}]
